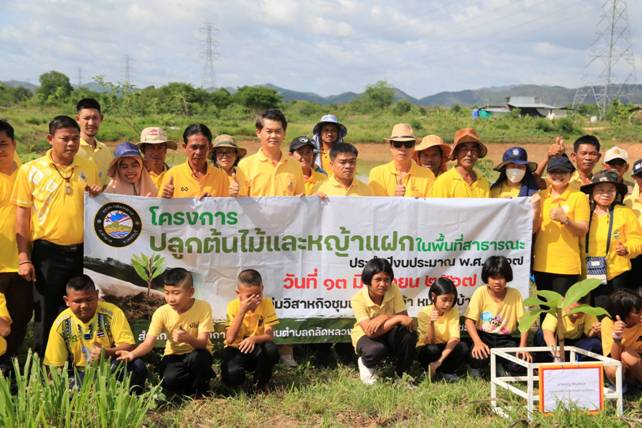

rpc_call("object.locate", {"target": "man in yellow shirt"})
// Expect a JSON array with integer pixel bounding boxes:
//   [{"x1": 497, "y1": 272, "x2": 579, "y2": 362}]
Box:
[
  {"x1": 238, "y1": 109, "x2": 305, "y2": 197},
  {"x1": 569, "y1": 135, "x2": 601, "y2": 189},
  {"x1": 0, "y1": 120, "x2": 32, "y2": 366},
  {"x1": 159, "y1": 124, "x2": 229, "y2": 198},
  {"x1": 44, "y1": 275, "x2": 147, "y2": 391},
  {"x1": 12, "y1": 115, "x2": 101, "y2": 355},
  {"x1": 315, "y1": 143, "x2": 372, "y2": 197},
  {"x1": 369, "y1": 123, "x2": 434, "y2": 197},
  {"x1": 75, "y1": 98, "x2": 113, "y2": 186},
  {"x1": 311, "y1": 114, "x2": 347, "y2": 173},
  {"x1": 289, "y1": 136, "x2": 327, "y2": 195},
  {"x1": 431, "y1": 128, "x2": 490, "y2": 198},
  {"x1": 138, "y1": 126, "x2": 177, "y2": 189}
]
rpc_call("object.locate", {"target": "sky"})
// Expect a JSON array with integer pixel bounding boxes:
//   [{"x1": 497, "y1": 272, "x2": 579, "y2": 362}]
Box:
[{"x1": 1, "y1": 0, "x2": 641, "y2": 98}]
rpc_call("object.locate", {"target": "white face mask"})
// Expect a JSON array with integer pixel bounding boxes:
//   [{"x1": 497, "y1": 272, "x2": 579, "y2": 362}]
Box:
[{"x1": 505, "y1": 167, "x2": 526, "y2": 184}]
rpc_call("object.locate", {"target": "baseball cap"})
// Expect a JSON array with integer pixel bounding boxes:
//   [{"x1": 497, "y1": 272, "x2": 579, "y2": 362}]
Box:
[
  {"x1": 289, "y1": 136, "x2": 316, "y2": 153},
  {"x1": 604, "y1": 146, "x2": 628, "y2": 163}
]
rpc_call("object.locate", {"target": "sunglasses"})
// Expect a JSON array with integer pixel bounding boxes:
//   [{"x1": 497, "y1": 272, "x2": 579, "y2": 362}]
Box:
[{"x1": 391, "y1": 141, "x2": 415, "y2": 149}]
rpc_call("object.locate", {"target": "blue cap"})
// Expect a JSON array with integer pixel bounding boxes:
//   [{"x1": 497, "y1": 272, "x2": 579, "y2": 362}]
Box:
[
  {"x1": 494, "y1": 146, "x2": 536, "y2": 172},
  {"x1": 312, "y1": 114, "x2": 347, "y2": 137},
  {"x1": 108, "y1": 142, "x2": 142, "y2": 177}
]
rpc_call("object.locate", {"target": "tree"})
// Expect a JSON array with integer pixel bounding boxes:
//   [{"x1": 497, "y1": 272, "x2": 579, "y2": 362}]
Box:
[
  {"x1": 234, "y1": 86, "x2": 282, "y2": 113},
  {"x1": 352, "y1": 80, "x2": 395, "y2": 113},
  {"x1": 37, "y1": 71, "x2": 73, "y2": 104}
]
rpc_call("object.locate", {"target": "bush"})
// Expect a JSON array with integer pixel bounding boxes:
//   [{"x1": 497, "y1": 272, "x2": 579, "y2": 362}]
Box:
[
  {"x1": 391, "y1": 100, "x2": 412, "y2": 116},
  {"x1": 556, "y1": 117, "x2": 576, "y2": 134},
  {"x1": 534, "y1": 118, "x2": 554, "y2": 132}
]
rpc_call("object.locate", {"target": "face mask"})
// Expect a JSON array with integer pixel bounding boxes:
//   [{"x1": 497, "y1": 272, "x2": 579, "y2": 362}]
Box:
[{"x1": 505, "y1": 167, "x2": 526, "y2": 184}]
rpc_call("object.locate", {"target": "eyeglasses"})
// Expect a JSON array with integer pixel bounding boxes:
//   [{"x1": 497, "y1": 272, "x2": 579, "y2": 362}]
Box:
[
  {"x1": 391, "y1": 141, "x2": 415, "y2": 149},
  {"x1": 216, "y1": 149, "x2": 237, "y2": 157}
]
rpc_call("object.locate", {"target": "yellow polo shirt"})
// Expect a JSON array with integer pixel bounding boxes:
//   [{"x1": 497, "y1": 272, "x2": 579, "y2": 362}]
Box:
[
  {"x1": 0, "y1": 164, "x2": 19, "y2": 272},
  {"x1": 78, "y1": 138, "x2": 113, "y2": 186},
  {"x1": 304, "y1": 170, "x2": 328, "y2": 196},
  {"x1": 227, "y1": 167, "x2": 250, "y2": 197},
  {"x1": 601, "y1": 317, "x2": 642, "y2": 357},
  {"x1": 417, "y1": 305, "x2": 460, "y2": 346},
  {"x1": 0, "y1": 293, "x2": 10, "y2": 356},
  {"x1": 533, "y1": 186, "x2": 590, "y2": 275},
  {"x1": 584, "y1": 205, "x2": 642, "y2": 280},
  {"x1": 225, "y1": 297, "x2": 279, "y2": 348},
  {"x1": 368, "y1": 160, "x2": 435, "y2": 197},
  {"x1": 44, "y1": 301, "x2": 134, "y2": 368},
  {"x1": 320, "y1": 150, "x2": 331, "y2": 173},
  {"x1": 238, "y1": 149, "x2": 305, "y2": 196},
  {"x1": 314, "y1": 175, "x2": 373, "y2": 196},
  {"x1": 158, "y1": 162, "x2": 229, "y2": 198},
  {"x1": 490, "y1": 182, "x2": 520, "y2": 199},
  {"x1": 147, "y1": 299, "x2": 213, "y2": 356},
  {"x1": 430, "y1": 167, "x2": 490, "y2": 198},
  {"x1": 464, "y1": 286, "x2": 524, "y2": 335},
  {"x1": 12, "y1": 150, "x2": 99, "y2": 246},
  {"x1": 541, "y1": 312, "x2": 598, "y2": 341},
  {"x1": 351, "y1": 285, "x2": 406, "y2": 347},
  {"x1": 624, "y1": 185, "x2": 642, "y2": 227},
  {"x1": 147, "y1": 165, "x2": 169, "y2": 189},
  {"x1": 568, "y1": 170, "x2": 592, "y2": 191}
]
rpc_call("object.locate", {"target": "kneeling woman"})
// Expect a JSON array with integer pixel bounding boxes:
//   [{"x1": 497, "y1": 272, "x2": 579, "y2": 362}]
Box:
[
  {"x1": 351, "y1": 258, "x2": 416, "y2": 385},
  {"x1": 105, "y1": 142, "x2": 157, "y2": 196}
]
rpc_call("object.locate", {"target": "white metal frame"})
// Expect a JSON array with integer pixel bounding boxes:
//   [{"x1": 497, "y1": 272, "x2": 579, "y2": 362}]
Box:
[{"x1": 490, "y1": 346, "x2": 623, "y2": 419}]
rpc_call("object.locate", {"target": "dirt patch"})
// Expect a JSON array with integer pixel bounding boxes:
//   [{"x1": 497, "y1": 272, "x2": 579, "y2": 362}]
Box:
[{"x1": 102, "y1": 292, "x2": 164, "y2": 320}]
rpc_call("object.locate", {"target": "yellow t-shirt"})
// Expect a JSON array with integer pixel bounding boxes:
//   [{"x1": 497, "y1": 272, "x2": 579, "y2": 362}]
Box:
[
  {"x1": 368, "y1": 160, "x2": 435, "y2": 197},
  {"x1": 350, "y1": 285, "x2": 406, "y2": 347},
  {"x1": 304, "y1": 170, "x2": 328, "y2": 196},
  {"x1": 44, "y1": 301, "x2": 134, "y2": 368},
  {"x1": 11, "y1": 150, "x2": 99, "y2": 246},
  {"x1": 601, "y1": 317, "x2": 642, "y2": 357},
  {"x1": 225, "y1": 297, "x2": 279, "y2": 348},
  {"x1": 314, "y1": 175, "x2": 373, "y2": 196},
  {"x1": 0, "y1": 292, "x2": 11, "y2": 356},
  {"x1": 320, "y1": 150, "x2": 331, "y2": 174},
  {"x1": 464, "y1": 286, "x2": 524, "y2": 335},
  {"x1": 158, "y1": 161, "x2": 229, "y2": 198},
  {"x1": 624, "y1": 185, "x2": 642, "y2": 228},
  {"x1": 238, "y1": 149, "x2": 305, "y2": 196},
  {"x1": 430, "y1": 167, "x2": 490, "y2": 198},
  {"x1": 0, "y1": 165, "x2": 19, "y2": 272},
  {"x1": 417, "y1": 305, "x2": 460, "y2": 345},
  {"x1": 228, "y1": 167, "x2": 250, "y2": 197},
  {"x1": 490, "y1": 182, "x2": 521, "y2": 199},
  {"x1": 78, "y1": 138, "x2": 113, "y2": 186},
  {"x1": 533, "y1": 186, "x2": 590, "y2": 275},
  {"x1": 541, "y1": 312, "x2": 598, "y2": 340},
  {"x1": 148, "y1": 165, "x2": 169, "y2": 190},
  {"x1": 147, "y1": 299, "x2": 213, "y2": 356}
]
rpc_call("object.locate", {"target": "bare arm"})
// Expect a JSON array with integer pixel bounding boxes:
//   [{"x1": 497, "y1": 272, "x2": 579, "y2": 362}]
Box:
[{"x1": 16, "y1": 206, "x2": 35, "y2": 282}]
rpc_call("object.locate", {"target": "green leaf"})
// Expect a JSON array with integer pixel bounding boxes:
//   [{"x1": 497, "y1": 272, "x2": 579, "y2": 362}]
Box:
[
  {"x1": 151, "y1": 254, "x2": 165, "y2": 271},
  {"x1": 519, "y1": 310, "x2": 543, "y2": 333},
  {"x1": 523, "y1": 297, "x2": 546, "y2": 308},
  {"x1": 132, "y1": 262, "x2": 149, "y2": 282},
  {"x1": 568, "y1": 304, "x2": 609, "y2": 318},
  {"x1": 537, "y1": 290, "x2": 563, "y2": 309},
  {"x1": 141, "y1": 253, "x2": 150, "y2": 266},
  {"x1": 130, "y1": 253, "x2": 143, "y2": 266},
  {"x1": 563, "y1": 279, "x2": 603, "y2": 309}
]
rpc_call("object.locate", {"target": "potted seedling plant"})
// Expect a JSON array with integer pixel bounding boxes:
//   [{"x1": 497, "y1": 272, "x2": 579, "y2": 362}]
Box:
[{"x1": 131, "y1": 253, "x2": 166, "y2": 297}]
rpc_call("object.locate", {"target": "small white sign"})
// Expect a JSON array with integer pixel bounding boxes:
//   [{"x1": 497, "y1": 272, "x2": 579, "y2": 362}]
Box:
[{"x1": 539, "y1": 365, "x2": 603, "y2": 414}]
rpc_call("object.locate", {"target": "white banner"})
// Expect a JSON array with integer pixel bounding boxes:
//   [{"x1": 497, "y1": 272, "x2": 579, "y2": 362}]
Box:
[{"x1": 84, "y1": 194, "x2": 532, "y2": 342}]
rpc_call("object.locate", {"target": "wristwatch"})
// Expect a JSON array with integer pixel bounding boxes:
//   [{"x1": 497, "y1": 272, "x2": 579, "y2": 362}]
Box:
[{"x1": 561, "y1": 217, "x2": 570, "y2": 225}]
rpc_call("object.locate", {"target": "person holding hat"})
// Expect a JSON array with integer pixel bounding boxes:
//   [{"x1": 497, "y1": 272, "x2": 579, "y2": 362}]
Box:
[
  {"x1": 490, "y1": 147, "x2": 544, "y2": 198},
  {"x1": 289, "y1": 136, "x2": 327, "y2": 195},
  {"x1": 211, "y1": 134, "x2": 249, "y2": 197},
  {"x1": 624, "y1": 159, "x2": 642, "y2": 282},
  {"x1": 312, "y1": 114, "x2": 347, "y2": 173},
  {"x1": 104, "y1": 142, "x2": 157, "y2": 196},
  {"x1": 138, "y1": 126, "x2": 178, "y2": 189},
  {"x1": 431, "y1": 128, "x2": 490, "y2": 198},
  {"x1": 603, "y1": 146, "x2": 633, "y2": 195},
  {"x1": 580, "y1": 170, "x2": 642, "y2": 308},
  {"x1": 533, "y1": 155, "x2": 590, "y2": 297},
  {"x1": 414, "y1": 135, "x2": 451, "y2": 177},
  {"x1": 368, "y1": 123, "x2": 434, "y2": 197}
]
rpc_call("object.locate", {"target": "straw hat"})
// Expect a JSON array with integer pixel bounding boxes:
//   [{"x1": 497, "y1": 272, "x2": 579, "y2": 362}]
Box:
[
  {"x1": 212, "y1": 134, "x2": 247, "y2": 158},
  {"x1": 450, "y1": 128, "x2": 487, "y2": 160},
  {"x1": 415, "y1": 135, "x2": 452, "y2": 159},
  {"x1": 384, "y1": 123, "x2": 416, "y2": 142},
  {"x1": 138, "y1": 127, "x2": 178, "y2": 150}
]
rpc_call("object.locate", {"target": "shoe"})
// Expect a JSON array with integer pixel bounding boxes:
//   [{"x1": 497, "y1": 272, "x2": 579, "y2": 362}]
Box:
[
  {"x1": 469, "y1": 368, "x2": 483, "y2": 379},
  {"x1": 357, "y1": 357, "x2": 377, "y2": 385},
  {"x1": 279, "y1": 346, "x2": 298, "y2": 368}
]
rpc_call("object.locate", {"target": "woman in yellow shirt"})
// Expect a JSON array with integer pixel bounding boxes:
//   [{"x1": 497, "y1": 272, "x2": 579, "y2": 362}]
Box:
[
  {"x1": 490, "y1": 147, "x2": 544, "y2": 198},
  {"x1": 210, "y1": 134, "x2": 248, "y2": 197},
  {"x1": 624, "y1": 159, "x2": 642, "y2": 282},
  {"x1": 580, "y1": 170, "x2": 642, "y2": 309}
]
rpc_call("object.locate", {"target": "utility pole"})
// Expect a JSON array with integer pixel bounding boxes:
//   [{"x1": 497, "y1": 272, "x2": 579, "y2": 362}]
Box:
[{"x1": 201, "y1": 22, "x2": 218, "y2": 89}]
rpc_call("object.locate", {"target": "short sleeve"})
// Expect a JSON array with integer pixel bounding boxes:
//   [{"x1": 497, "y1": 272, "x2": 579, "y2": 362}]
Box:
[
  {"x1": 225, "y1": 300, "x2": 237, "y2": 327},
  {"x1": 157, "y1": 171, "x2": 174, "y2": 197},
  {"x1": 146, "y1": 307, "x2": 165, "y2": 338},
  {"x1": 416, "y1": 308, "x2": 430, "y2": 345},
  {"x1": 541, "y1": 313, "x2": 557, "y2": 332},
  {"x1": 464, "y1": 287, "x2": 483, "y2": 322},
  {"x1": 429, "y1": 175, "x2": 448, "y2": 198},
  {"x1": 392, "y1": 287, "x2": 406, "y2": 314},
  {"x1": 513, "y1": 289, "x2": 524, "y2": 320},
  {"x1": 573, "y1": 192, "x2": 590, "y2": 223},
  {"x1": 601, "y1": 317, "x2": 614, "y2": 356},
  {"x1": 11, "y1": 165, "x2": 33, "y2": 207},
  {"x1": 111, "y1": 307, "x2": 135, "y2": 346},
  {"x1": 583, "y1": 314, "x2": 598, "y2": 336},
  {"x1": 197, "y1": 301, "x2": 214, "y2": 333},
  {"x1": 43, "y1": 324, "x2": 69, "y2": 367},
  {"x1": 447, "y1": 308, "x2": 461, "y2": 339},
  {"x1": 292, "y1": 166, "x2": 305, "y2": 196},
  {"x1": 262, "y1": 298, "x2": 279, "y2": 327},
  {"x1": 367, "y1": 168, "x2": 386, "y2": 196},
  {"x1": 215, "y1": 169, "x2": 230, "y2": 197},
  {"x1": 351, "y1": 292, "x2": 369, "y2": 324},
  {"x1": 0, "y1": 293, "x2": 10, "y2": 321}
]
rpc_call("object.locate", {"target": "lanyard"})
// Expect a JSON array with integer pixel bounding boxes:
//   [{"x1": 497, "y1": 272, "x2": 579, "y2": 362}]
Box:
[{"x1": 585, "y1": 206, "x2": 615, "y2": 255}]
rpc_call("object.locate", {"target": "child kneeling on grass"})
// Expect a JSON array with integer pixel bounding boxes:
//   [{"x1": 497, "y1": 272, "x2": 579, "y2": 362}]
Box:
[
  {"x1": 44, "y1": 275, "x2": 147, "y2": 393},
  {"x1": 601, "y1": 289, "x2": 642, "y2": 387},
  {"x1": 465, "y1": 256, "x2": 531, "y2": 377},
  {"x1": 416, "y1": 277, "x2": 468, "y2": 381},
  {"x1": 351, "y1": 257, "x2": 416, "y2": 385},
  {"x1": 221, "y1": 269, "x2": 280, "y2": 390},
  {"x1": 117, "y1": 268, "x2": 214, "y2": 397}
]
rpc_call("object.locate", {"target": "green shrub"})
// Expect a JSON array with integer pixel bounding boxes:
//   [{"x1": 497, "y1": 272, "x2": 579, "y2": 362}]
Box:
[
  {"x1": 534, "y1": 118, "x2": 554, "y2": 132},
  {"x1": 556, "y1": 117, "x2": 576, "y2": 134}
]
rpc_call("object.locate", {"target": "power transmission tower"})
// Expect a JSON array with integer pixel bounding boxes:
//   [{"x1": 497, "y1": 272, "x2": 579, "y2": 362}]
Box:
[
  {"x1": 201, "y1": 22, "x2": 219, "y2": 89},
  {"x1": 77, "y1": 67, "x2": 83, "y2": 88},
  {"x1": 572, "y1": 0, "x2": 637, "y2": 118},
  {"x1": 124, "y1": 55, "x2": 132, "y2": 86}
]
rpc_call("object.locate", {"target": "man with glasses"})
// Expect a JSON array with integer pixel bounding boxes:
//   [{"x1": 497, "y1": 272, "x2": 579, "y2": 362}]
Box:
[
  {"x1": 431, "y1": 128, "x2": 490, "y2": 198},
  {"x1": 368, "y1": 123, "x2": 434, "y2": 197}
]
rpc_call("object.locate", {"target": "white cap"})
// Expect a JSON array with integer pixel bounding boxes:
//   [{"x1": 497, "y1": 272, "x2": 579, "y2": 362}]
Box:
[{"x1": 604, "y1": 146, "x2": 628, "y2": 163}]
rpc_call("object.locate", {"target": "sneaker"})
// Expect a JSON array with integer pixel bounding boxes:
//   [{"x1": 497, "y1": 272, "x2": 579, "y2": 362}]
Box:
[
  {"x1": 279, "y1": 346, "x2": 298, "y2": 368},
  {"x1": 357, "y1": 357, "x2": 377, "y2": 385}
]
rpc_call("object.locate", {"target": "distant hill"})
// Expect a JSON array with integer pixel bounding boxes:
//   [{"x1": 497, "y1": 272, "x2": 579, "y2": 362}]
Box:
[{"x1": 2, "y1": 80, "x2": 37, "y2": 91}]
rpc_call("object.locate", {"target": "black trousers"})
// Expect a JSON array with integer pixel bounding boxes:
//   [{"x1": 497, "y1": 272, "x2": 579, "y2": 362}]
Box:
[
  {"x1": 0, "y1": 272, "x2": 33, "y2": 358},
  {"x1": 630, "y1": 255, "x2": 642, "y2": 289},
  {"x1": 31, "y1": 240, "x2": 83, "y2": 355},
  {"x1": 592, "y1": 271, "x2": 631, "y2": 310},
  {"x1": 356, "y1": 325, "x2": 417, "y2": 376},
  {"x1": 467, "y1": 330, "x2": 519, "y2": 371},
  {"x1": 534, "y1": 271, "x2": 579, "y2": 296},
  {"x1": 416, "y1": 341, "x2": 469, "y2": 374},
  {"x1": 221, "y1": 342, "x2": 279, "y2": 388},
  {"x1": 160, "y1": 349, "x2": 214, "y2": 396}
]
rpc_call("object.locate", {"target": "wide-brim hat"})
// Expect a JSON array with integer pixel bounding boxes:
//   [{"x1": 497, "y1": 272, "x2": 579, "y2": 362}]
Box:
[
  {"x1": 138, "y1": 126, "x2": 178, "y2": 150},
  {"x1": 494, "y1": 146, "x2": 537, "y2": 172},
  {"x1": 450, "y1": 127, "x2": 487, "y2": 160},
  {"x1": 108, "y1": 141, "x2": 143, "y2": 177},
  {"x1": 580, "y1": 169, "x2": 628, "y2": 196},
  {"x1": 212, "y1": 134, "x2": 247, "y2": 158},
  {"x1": 312, "y1": 114, "x2": 347, "y2": 138},
  {"x1": 415, "y1": 135, "x2": 452, "y2": 158},
  {"x1": 384, "y1": 123, "x2": 416, "y2": 142}
]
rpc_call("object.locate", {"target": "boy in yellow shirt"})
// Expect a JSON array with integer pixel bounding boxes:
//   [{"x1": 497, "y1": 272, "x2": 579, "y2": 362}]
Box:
[
  {"x1": 289, "y1": 136, "x2": 327, "y2": 196},
  {"x1": 117, "y1": 268, "x2": 214, "y2": 396},
  {"x1": 44, "y1": 275, "x2": 146, "y2": 391},
  {"x1": 221, "y1": 269, "x2": 279, "y2": 389}
]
